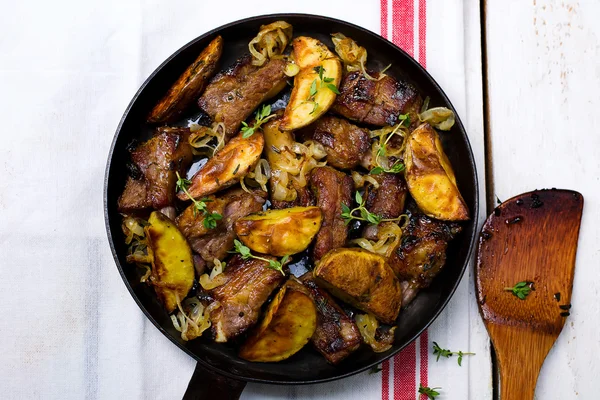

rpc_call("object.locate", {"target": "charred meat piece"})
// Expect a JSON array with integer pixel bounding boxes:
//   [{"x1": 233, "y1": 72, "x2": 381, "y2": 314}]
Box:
[
  {"x1": 364, "y1": 173, "x2": 408, "y2": 219},
  {"x1": 147, "y1": 36, "x2": 223, "y2": 124},
  {"x1": 299, "y1": 115, "x2": 370, "y2": 170},
  {"x1": 197, "y1": 55, "x2": 287, "y2": 140},
  {"x1": 209, "y1": 255, "x2": 286, "y2": 342},
  {"x1": 118, "y1": 127, "x2": 193, "y2": 213},
  {"x1": 387, "y1": 205, "x2": 462, "y2": 290},
  {"x1": 332, "y1": 71, "x2": 422, "y2": 127},
  {"x1": 300, "y1": 274, "x2": 361, "y2": 364},
  {"x1": 176, "y1": 188, "x2": 266, "y2": 263},
  {"x1": 310, "y1": 167, "x2": 353, "y2": 260}
]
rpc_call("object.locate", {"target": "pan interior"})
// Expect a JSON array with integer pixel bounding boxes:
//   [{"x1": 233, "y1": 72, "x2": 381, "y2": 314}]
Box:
[{"x1": 104, "y1": 14, "x2": 479, "y2": 384}]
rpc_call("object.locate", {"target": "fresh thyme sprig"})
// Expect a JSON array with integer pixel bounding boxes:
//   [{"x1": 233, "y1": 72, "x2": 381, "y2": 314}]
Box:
[
  {"x1": 369, "y1": 115, "x2": 409, "y2": 175},
  {"x1": 241, "y1": 104, "x2": 276, "y2": 138},
  {"x1": 341, "y1": 191, "x2": 403, "y2": 225},
  {"x1": 418, "y1": 384, "x2": 441, "y2": 399},
  {"x1": 305, "y1": 66, "x2": 340, "y2": 114},
  {"x1": 176, "y1": 171, "x2": 222, "y2": 229},
  {"x1": 504, "y1": 281, "x2": 534, "y2": 300},
  {"x1": 432, "y1": 342, "x2": 476, "y2": 366},
  {"x1": 232, "y1": 239, "x2": 288, "y2": 275}
]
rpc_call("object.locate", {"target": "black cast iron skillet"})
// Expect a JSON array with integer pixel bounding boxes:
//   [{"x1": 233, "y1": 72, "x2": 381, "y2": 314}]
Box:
[{"x1": 104, "y1": 13, "x2": 479, "y2": 399}]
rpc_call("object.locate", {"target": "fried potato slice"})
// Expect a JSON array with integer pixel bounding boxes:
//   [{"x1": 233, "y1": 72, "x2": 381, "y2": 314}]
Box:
[
  {"x1": 313, "y1": 248, "x2": 402, "y2": 324},
  {"x1": 234, "y1": 206, "x2": 323, "y2": 256},
  {"x1": 239, "y1": 278, "x2": 317, "y2": 362},
  {"x1": 280, "y1": 37, "x2": 342, "y2": 131},
  {"x1": 147, "y1": 36, "x2": 223, "y2": 124},
  {"x1": 144, "y1": 211, "x2": 194, "y2": 312},
  {"x1": 177, "y1": 131, "x2": 264, "y2": 200},
  {"x1": 404, "y1": 123, "x2": 469, "y2": 221}
]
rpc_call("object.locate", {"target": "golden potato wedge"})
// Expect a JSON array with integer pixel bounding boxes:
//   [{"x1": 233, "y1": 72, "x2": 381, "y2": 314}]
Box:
[
  {"x1": 234, "y1": 206, "x2": 323, "y2": 256},
  {"x1": 313, "y1": 248, "x2": 402, "y2": 324},
  {"x1": 177, "y1": 131, "x2": 264, "y2": 200},
  {"x1": 404, "y1": 123, "x2": 469, "y2": 221},
  {"x1": 144, "y1": 211, "x2": 195, "y2": 312},
  {"x1": 239, "y1": 278, "x2": 317, "y2": 362},
  {"x1": 280, "y1": 37, "x2": 342, "y2": 131},
  {"x1": 148, "y1": 36, "x2": 223, "y2": 124}
]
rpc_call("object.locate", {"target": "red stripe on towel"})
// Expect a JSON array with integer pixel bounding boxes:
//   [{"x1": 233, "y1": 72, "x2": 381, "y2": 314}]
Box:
[
  {"x1": 380, "y1": 0, "x2": 388, "y2": 39},
  {"x1": 392, "y1": 0, "x2": 415, "y2": 56},
  {"x1": 393, "y1": 341, "x2": 417, "y2": 399},
  {"x1": 381, "y1": 0, "x2": 428, "y2": 397}
]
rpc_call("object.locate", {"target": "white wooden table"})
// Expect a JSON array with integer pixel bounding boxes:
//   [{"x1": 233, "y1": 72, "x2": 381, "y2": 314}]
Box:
[{"x1": 0, "y1": 0, "x2": 596, "y2": 399}]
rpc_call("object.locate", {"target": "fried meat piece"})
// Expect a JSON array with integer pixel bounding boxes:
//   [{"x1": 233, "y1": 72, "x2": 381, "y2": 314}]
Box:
[
  {"x1": 197, "y1": 55, "x2": 287, "y2": 140},
  {"x1": 209, "y1": 255, "x2": 286, "y2": 342},
  {"x1": 309, "y1": 167, "x2": 353, "y2": 260},
  {"x1": 118, "y1": 127, "x2": 193, "y2": 213},
  {"x1": 332, "y1": 71, "x2": 422, "y2": 127}
]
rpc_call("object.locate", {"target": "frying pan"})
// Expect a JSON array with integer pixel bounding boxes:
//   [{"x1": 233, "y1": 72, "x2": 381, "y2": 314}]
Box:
[{"x1": 104, "y1": 13, "x2": 479, "y2": 398}]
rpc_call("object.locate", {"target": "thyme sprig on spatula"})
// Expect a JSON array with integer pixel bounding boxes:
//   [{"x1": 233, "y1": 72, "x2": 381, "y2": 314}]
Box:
[{"x1": 504, "y1": 281, "x2": 534, "y2": 300}]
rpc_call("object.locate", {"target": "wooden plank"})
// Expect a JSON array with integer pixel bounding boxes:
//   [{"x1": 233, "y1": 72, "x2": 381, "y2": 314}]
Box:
[{"x1": 485, "y1": 1, "x2": 600, "y2": 398}]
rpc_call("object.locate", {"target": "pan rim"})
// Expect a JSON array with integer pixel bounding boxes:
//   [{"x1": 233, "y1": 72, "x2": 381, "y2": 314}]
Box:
[{"x1": 103, "y1": 12, "x2": 479, "y2": 385}]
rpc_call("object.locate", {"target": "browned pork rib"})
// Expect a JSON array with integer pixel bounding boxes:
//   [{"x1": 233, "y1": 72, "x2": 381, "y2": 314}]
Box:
[
  {"x1": 197, "y1": 55, "x2": 287, "y2": 140},
  {"x1": 300, "y1": 274, "x2": 361, "y2": 364},
  {"x1": 299, "y1": 115, "x2": 370, "y2": 170},
  {"x1": 176, "y1": 188, "x2": 266, "y2": 266},
  {"x1": 209, "y1": 255, "x2": 286, "y2": 342},
  {"x1": 117, "y1": 127, "x2": 193, "y2": 213},
  {"x1": 387, "y1": 204, "x2": 462, "y2": 302},
  {"x1": 332, "y1": 71, "x2": 422, "y2": 127},
  {"x1": 364, "y1": 173, "x2": 408, "y2": 219},
  {"x1": 310, "y1": 167, "x2": 353, "y2": 260}
]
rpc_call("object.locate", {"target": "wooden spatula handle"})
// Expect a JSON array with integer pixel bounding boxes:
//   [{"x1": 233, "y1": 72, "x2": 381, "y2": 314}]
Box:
[{"x1": 491, "y1": 325, "x2": 557, "y2": 400}]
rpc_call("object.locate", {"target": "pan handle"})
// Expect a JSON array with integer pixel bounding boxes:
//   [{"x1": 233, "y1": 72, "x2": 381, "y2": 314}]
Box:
[{"x1": 182, "y1": 362, "x2": 246, "y2": 400}]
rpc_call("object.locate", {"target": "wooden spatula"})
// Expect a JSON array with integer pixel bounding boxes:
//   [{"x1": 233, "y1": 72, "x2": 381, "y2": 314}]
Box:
[{"x1": 476, "y1": 189, "x2": 583, "y2": 400}]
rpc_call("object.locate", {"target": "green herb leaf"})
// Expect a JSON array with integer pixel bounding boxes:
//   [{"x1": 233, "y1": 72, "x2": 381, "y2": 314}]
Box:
[
  {"x1": 418, "y1": 384, "x2": 441, "y2": 399},
  {"x1": 309, "y1": 79, "x2": 318, "y2": 97},
  {"x1": 355, "y1": 191, "x2": 363, "y2": 205},
  {"x1": 233, "y1": 239, "x2": 251, "y2": 258},
  {"x1": 259, "y1": 104, "x2": 271, "y2": 119},
  {"x1": 323, "y1": 77, "x2": 334, "y2": 83},
  {"x1": 504, "y1": 281, "x2": 533, "y2": 300},
  {"x1": 241, "y1": 104, "x2": 275, "y2": 138},
  {"x1": 341, "y1": 203, "x2": 351, "y2": 214},
  {"x1": 310, "y1": 101, "x2": 319, "y2": 115},
  {"x1": 388, "y1": 161, "x2": 405, "y2": 173},
  {"x1": 241, "y1": 126, "x2": 255, "y2": 139},
  {"x1": 232, "y1": 240, "x2": 287, "y2": 275},
  {"x1": 369, "y1": 166, "x2": 384, "y2": 175},
  {"x1": 176, "y1": 171, "x2": 192, "y2": 192},
  {"x1": 314, "y1": 65, "x2": 324, "y2": 80},
  {"x1": 432, "y1": 342, "x2": 475, "y2": 366},
  {"x1": 325, "y1": 83, "x2": 340, "y2": 94}
]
